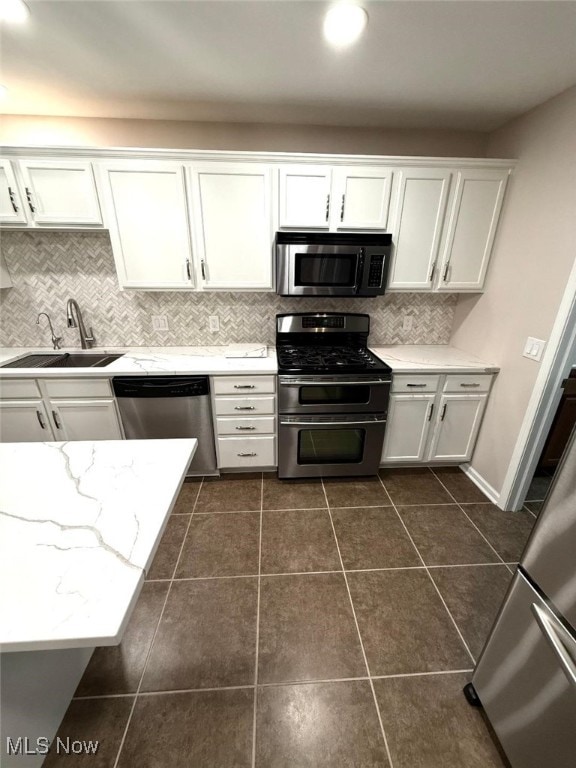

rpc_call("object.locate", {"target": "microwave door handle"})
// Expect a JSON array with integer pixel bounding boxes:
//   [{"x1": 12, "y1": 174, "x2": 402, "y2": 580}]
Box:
[{"x1": 354, "y1": 250, "x2": 364, "y2": 294}]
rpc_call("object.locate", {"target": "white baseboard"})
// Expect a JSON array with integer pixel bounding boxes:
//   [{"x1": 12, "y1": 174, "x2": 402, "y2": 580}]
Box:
[{"x1": 462, "y1": 464, "x2": 502, "y2": 508}]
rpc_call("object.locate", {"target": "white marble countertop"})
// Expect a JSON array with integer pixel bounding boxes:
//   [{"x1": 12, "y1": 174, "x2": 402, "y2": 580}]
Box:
[
  {"x1": 0, "y1": 438, "x2": 196, "y2": 653},
  {"x1": 0, "y1": 345, "x2": 277, "y2": 377},
  {"x1": 371, "y1": 345, "x2": 499, "y2": 374}
]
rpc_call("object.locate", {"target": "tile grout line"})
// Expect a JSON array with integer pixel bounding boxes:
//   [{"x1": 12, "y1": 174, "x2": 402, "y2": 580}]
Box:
[
  {"x1": 251, "y1": 472, "x2": 264, "y2": 768},
  {"x1": 320, "y1": 477, "x2": 396, "y2": 768},
  {"x1": 376, "y1": 473, "x2": 477, "y2": 667},
  {"x1": 171, "y1": 500, "x2": 498, "y2": 516},
  {"x1": 112, "y1": 476, "x2": 205, "y2": 768},
  {"x1": 523, "y1": 504, "x2": 538, "y2": 520},
  {"x1": 428, "y1": 467, "x2": 516, "y2": 574}
]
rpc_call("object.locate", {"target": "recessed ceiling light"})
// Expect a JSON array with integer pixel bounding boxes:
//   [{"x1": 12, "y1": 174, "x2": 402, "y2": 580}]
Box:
[
  {"x1": 0, "y1": 0, "x2": 30, "y2": 24},
  {"x1": 323, "y1": 3, "x2": 368, "y2": 48}
]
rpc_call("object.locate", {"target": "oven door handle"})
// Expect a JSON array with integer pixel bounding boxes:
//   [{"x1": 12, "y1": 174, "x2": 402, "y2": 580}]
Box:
[
  {"x1": 279, "y1": 379, "x2": 391, "y2": 387},
  {"x1": 280, "y1": 418, "x2": 386, "y2": 427}
]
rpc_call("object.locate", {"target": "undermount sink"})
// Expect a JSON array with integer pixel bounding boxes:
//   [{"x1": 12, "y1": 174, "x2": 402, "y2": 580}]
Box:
[{"x1": 1, "y1": 353, "x2": 124, "y2": 369}]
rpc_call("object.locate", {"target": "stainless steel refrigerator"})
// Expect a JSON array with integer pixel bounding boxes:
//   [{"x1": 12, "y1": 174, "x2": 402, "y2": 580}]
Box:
[{"x1": 469, "y1": 428, "x2": 576, "y2": 767}]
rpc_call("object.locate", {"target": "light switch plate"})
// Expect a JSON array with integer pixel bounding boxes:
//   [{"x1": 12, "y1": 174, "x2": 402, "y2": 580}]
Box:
[
  {"x1": 523, "y1": 336, "x2": 546, "y2": 362},
  {"x1": 151, "y1": 315, "x2": 169, "y2": 331},
  {"x1": 402, "y1": 315, "x2": 413, "y2": 332}
]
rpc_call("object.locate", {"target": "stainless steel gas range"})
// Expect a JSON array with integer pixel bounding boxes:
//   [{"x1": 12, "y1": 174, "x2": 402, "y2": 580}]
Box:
[{"x1": 276, "y1": 313, "x2": 392, "y2": 479}]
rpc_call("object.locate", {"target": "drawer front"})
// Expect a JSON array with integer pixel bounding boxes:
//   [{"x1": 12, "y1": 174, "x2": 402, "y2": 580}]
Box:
[
  {"x1": 41, "y1": 378, "x2": 113, "y2": 399},
  {"x1": 216, "y1": 415, "x2": 276, "y2": 436},
  {"x1": 443, "y1": 374, "x2": 492, "y2": 393},
  {"x1": 214, "y1": 395, "x2": 276, "y2": 416},
  {"x1": 217, "y1": 435, "x2": 276, "y2": 468},
  {"x1": 213, "y1": 376, "x2": 276, "y2": 395},
  {"x1": 0, "y1": 379, "x2": 41, "y2": 398},
  {"x1": 392, "y1": 374, "x2": 440, "y2": 393}
]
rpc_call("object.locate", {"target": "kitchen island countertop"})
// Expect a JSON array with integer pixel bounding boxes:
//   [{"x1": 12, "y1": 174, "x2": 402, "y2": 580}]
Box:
[{"x1": 0, "y1": 438, "x2": 196, "y2": 652}]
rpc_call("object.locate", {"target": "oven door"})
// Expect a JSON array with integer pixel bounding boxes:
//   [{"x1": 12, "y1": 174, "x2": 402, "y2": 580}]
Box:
[
  {"x1": 278, "y1": 413, "x2": 387, "y2": 478},
  {"x1": 278, "y1": 243, "x2": 361, "y2": 296},
  {"x1": 278, "y1": 376, "x2": 391, "y2": 415}
]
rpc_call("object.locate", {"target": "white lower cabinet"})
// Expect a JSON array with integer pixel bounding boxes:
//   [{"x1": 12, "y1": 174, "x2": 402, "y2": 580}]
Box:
[
  {"x1": 212, "y1": 375, "x2": 277, "y2": 469},
  {"x1": 0, "y1": 378, "x2": 123, "y2": 443},
  {"x1": 381, "y1": 373, "x2": 493, "y2": 465},
  {"x1": 0, "y1": 400, "x2": 54, "y2": 441}
]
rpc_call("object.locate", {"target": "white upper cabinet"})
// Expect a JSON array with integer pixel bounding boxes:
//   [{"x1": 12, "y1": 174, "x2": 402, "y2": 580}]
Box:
[
  {"x1": 0, "y1": 160, "x2": 28, "y2": 224},
  {"x1": 189, "y1": 163, "x2": 274, "y2": 290},
  {"x1": 387, "y1": 168, "x2": 452, "y2": 290},
  {"x1": 279, "y1": 165, "x2": 332, "y2": 228},
  {"x1": 100, "y1": 161, "x2": 194, "y2": 290},
  {"x1": 278, "y1": 164, "x2": 393, "y2": 231},
  {"x1": 18, "y1": 159, "x2": 103, "y2": 225},
  {"x1": 331, "y1": 166, "x2": 393, "y2": 230},
  {"x1": 436, "y1": 168, "x2": 509, "y2": 292}
]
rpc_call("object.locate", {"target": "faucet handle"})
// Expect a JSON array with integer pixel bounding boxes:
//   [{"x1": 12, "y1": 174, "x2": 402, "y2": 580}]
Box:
[
  {"x1": 86, "y1": 327, "x2": 96, "y2": 348},
  {"x1": 52, "y1": 335, "x2": 63, "y2": 350}
]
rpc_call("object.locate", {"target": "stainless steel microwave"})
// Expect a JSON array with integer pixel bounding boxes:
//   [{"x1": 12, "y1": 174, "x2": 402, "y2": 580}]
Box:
[{"x1": 275, "y1": 232, "x2": 392, "y2": 297}]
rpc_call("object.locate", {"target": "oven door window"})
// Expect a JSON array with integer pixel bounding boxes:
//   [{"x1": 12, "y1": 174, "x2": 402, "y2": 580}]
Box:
[
  {"x1": 295, "y1": 253, "x2": 357, "y2": 287},
  {"x1": 299, "y1": 385, "x2": 370, "y2": 405},
  {"x1": 298, "y1": 428, "x2": 365, "y2": 464}
]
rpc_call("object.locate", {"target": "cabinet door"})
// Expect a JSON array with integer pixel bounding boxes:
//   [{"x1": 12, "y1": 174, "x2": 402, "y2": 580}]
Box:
[
  {"x1": 0, "y1": 400, "x2": 54, "y2": 441},
  {"x1": 19, "y1": 159, "x2": 102, "y2": 225},
  {"x1": 49, "y1": 399, "x2": 123, "y2": 440},
  {"x1": 437, "y1": 169, "x2": 508, "y2": 292},
  {"x1": 427, "y1": 393, "x2": 487, "y2": 462},
  {"x1": 190, "y1": 163, "x2": 274, "y2": 290},
  {"x1": 381, "y1": 394, "x2": 435, "y2": 463},
  {"x1": 388, "y1": 169, "x2": 452, "y2": 290},
  {"x1": 331, "y1": 166, "x2": 393, "y2": 230},
  {"x1": 278, "y1": 165, "x2": 332, "y2": 228},
  {"x1": 0, "y1": 160, "x2": 28, "y2": 224},
  {"x1": 101, "y1": 162, "x2": 194, "y2": 289}
]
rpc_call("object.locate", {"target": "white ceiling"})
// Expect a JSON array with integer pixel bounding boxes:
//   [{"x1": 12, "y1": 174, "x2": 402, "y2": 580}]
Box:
[{"x1": 1, "y1": 0, "x2": 576, "y2": 131}]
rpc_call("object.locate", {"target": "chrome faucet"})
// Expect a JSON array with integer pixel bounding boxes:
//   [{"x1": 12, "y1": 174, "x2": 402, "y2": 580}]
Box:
[
  {"x1": 66, "y1": 299, "x2": 95, "y2": 349},
  {"x1": 36, "y1": 312, "x2": 63, "y2": 350}
]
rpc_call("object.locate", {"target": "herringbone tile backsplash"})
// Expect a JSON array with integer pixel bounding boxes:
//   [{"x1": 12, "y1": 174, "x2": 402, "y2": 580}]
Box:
[{"x1": 0, "y1": 231, "x2": 457, "y2": 348}]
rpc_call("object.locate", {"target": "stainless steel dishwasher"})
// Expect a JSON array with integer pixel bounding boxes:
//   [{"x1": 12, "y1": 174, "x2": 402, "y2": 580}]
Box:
[{"x1": 112, "y1": 376, "x2": 217, "y2": 476}]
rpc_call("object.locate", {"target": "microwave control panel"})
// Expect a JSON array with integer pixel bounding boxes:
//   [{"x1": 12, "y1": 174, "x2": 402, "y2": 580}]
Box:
[{"x1": 367, "y1": 255, "x2": 385, "y2": 288}]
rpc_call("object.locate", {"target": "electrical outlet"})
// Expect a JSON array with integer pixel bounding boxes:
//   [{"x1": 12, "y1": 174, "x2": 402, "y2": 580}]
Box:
[
  {"x1": 402, "y1": 315, "x2": 413, "y2": 332},
  {"x1": 151, "y1": 315, "x2": 169, "y2": 331},
  {"x1": 208, "y1": 315, "x2": 220, "y2": 332},
  {"x1": 523, "y1": 336, "x2": 546, "y2": 362}
]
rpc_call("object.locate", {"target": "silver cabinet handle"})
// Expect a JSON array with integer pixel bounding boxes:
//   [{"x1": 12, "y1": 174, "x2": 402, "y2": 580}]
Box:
[
  {"x1": 237, "y1": 452, "x2": 257, "y2": 457},
  {"x1": 234, "y1": 384, "x2": 255, "y2": 389},
  {"x1": 325, "y1": 194, "x2": 330, "y2": 222},
  {"x1": 201, "y1": 259, "x2": 206, "y2": 280},
  {"x1": 443, "y1": 262, "x2": 450, "y2": 282},
  {"x1": 340, "y1": 194, "x2": 345, "y2": 222},
  {"x1": 186, "y1": 259, "x2": 191, "y2": 280},
  {"x1": 428, "y1": 403, "x2": 434, "y2": 421},
  {"x1": 460, "y1": 383, "x2": 480, "y2": 388},
  {"x1": 428, "y1": 262, "x2": 436, "y2": 282},
  {"x1": 440, "y1": 403, "x2": 447, "y2": 421},
  {"x1": 25, "y1": 186, "x2": 36, "y2": 213},
  {"x1": 8, "y1": 186, "x2": 19, "y2": 213},
  {"x1": 407, "y1": 383, "x2": 427, "y2": 388},
  {"x1": 234, "y1": 406, "x2": 255, "y2": 411},
  {"x1": 532, "y1": 603, "x2": 576, "y2": 689},
  {"x1": 52, "y1": 410, "x2": 62, "y2": 430},
  {"x1": 36, "y1": 410, "x2": 47, "y2": 429},
  {"x1": 235, "y1": 426, "x2": 256, "y2": 431}
]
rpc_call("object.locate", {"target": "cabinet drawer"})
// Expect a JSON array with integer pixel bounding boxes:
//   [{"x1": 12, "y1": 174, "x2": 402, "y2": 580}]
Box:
[
  {"x1": 41, "y1": 378, "x2": 113, "y2": 399},
  {"x1": 213, "y1": 375, "x2": 276, "y2": 395},
  {"x1": 214, "y1": 395, "x2": 276, "y2": 416},
  {"x1": 443, "y1": 374, "x2": 492, "y2": 393},
  {"x1": 216, "y1": 415, "x2": 276, "y2": 436},
  {"x1": 0, "y1": 379, "x2": 41, "y2": 398},
  {"x1": 217, "y1": 436, "x2": 276, "y2": 468},
  {"x1": 392, "y1": 375, "x2": 440, "y2": 393}
]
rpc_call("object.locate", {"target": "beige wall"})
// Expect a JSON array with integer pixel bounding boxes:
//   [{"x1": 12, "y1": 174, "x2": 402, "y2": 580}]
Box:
[
  {"x1": 450, "y1": 86, "x2": 576, "y2": 499},
  {"x1": 0, "y1": 114, "x2": 488, "y2": 157}
]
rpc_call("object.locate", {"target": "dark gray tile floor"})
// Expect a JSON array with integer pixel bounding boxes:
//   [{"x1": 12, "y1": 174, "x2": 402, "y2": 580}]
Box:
[{"x1": 48, "y1": 467, "x2": 536, "y2": 766}]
